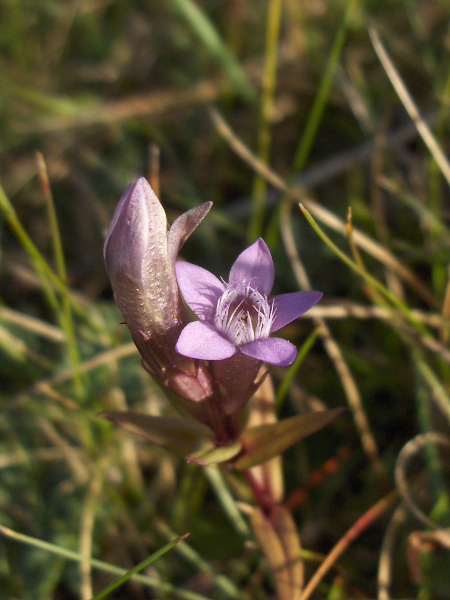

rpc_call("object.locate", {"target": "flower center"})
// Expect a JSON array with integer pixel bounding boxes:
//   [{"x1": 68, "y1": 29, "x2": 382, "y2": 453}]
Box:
[{"x1": 214, "y1": 283, "x2": 275, "y2": 347}]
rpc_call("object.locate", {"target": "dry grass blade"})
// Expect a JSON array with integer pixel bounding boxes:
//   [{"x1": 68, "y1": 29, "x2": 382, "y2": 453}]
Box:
[
  {"x1": 20, "y1": 81, "x2": 226, "y2": 134},
  {"x1": 395, "y1": 432, "x2": 450, "y2": 529},
  {"x1": 80, "y1": 470, "x2": 104, "y2": 600},
  {"x1": 307, "y1": 304, "x2": 444, "y2": 327},
  {"x1": 281, "y1": 201, "x2": 383, "y2": 473},
  {"x1": 0, "y1": 306, "x2": 65, "y2": 342},
  {"x1": 299, "y1": 490, "x2": 398, "y2": 600},
  {"x1": 369, "y1": 28, "x2": 450, "y2": 188},
  {"x1": 37, "y1": 416, "x2": 91, "y2": 486},
  {"x1": 378, "y1": 502, "x2": 407, "y2": 600},
  {"x1": 7, "y1": 343, "x2": 137, "y2": 410},
  {"x1": 208, "y1": 106, "x2": 436, "y2": 306}
]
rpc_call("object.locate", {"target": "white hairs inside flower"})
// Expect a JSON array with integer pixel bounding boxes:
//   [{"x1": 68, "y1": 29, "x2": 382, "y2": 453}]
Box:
[{"x1": 214, "y1": 283, "x2": 276, "y2": 347}]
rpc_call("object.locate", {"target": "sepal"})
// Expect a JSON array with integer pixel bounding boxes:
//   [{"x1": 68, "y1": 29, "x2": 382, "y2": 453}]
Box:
[{"x1": 187, "y1": 440, "x2": 242, "y2": 466}]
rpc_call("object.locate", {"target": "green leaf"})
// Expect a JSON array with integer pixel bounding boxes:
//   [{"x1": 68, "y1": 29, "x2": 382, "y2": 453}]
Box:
[
  {"x1": 234, "y1": 408, "x2": 346, "y2": 470},
  {"x1": 188, "y1": 440, "x2": 242, "y2": 466},
  {"x1": 99, "y1": 411, "x2": 213, "y2": 457}
]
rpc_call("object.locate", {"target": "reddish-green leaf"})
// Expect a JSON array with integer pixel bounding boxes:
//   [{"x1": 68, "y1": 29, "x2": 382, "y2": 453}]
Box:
[
  {"x1": 99, "y1": 411, "x2": 213, "y2": 457},
  {"x1": 234, "y1": 408, "x2": 346, "y2": 470}
]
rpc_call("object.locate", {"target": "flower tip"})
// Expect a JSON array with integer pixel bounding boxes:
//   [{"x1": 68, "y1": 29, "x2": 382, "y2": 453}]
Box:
[
  {"x1": 132, "y1": 177, "x2": 163, "y2": 211},
  {"x1": 134, "y1": 176, "x2": 154, "y2": 196},
  {"x1": 103, "y1": 175, "x2": 169, "y2": 291},
  {"x1": 247, "y1": 237, "x2": 271, "y2": 258},
  {"x1": 255, "y1": 237, "x2": 269, "y2": 249},
  {"x1": 103, "y1": 181, "x2": 137, "y2": 257},
  {"x1": 313, "y1": 290, "x2": 323, "y2": 302},
  {"x1": 229, "y1": 237, "x2": 275, "y2": 295}
]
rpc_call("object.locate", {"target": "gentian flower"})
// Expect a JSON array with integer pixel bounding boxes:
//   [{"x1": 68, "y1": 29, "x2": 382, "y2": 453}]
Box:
[{"x1": 176, "y1": 239, "x2": 322, "y2": 368}]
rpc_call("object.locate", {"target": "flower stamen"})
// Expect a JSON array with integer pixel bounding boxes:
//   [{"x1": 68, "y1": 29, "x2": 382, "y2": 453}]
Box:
[{"x1": 214, "y1": 283, "x2": 275, "y2": 347}]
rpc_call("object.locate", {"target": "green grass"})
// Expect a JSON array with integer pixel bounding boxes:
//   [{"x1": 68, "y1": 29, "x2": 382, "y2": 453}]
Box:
[{"x1": 1, "y1": 1, "x2": 450, "y2": 598}]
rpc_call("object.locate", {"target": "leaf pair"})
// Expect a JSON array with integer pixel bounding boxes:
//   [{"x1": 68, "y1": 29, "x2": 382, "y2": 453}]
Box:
[{"x1": 100, "y1": 407, "x2": 345, "y2": 468}]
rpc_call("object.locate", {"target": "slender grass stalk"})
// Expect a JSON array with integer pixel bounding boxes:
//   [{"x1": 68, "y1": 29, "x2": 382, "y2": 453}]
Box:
[
  {"x1": 79, "y1": 469, "x2": 104, "y2": 599},
  {"x1": 0, "y1": 180, "x2": 105, "y2": 335},
  {"x1": 370, "y1": 28, "x2": 450, "y2": 187},
  {"x1": 37, "y1": 153, "x2": 85, "y2": 401},
  {"x1": 91, "y1": 534, "x2": 190, "y2": 600},
  {"x1": 292, "y1": 0, "x2": 357, "y2": 173},
  {"x1": 204, "y1": 466, "x2": 250, "y2": 537},
  {"x1": 418, "y1": 407, "x2": 450, "y2": 532},
  {"x1": 378, "y1": 502, "x2": 407, "y2": 600},
  {"x1": 0, "y1": 524, "x2": 207, "y2": 600},
  {"x1": 281, "y1": 200, "x2": 382, "y2": 473},
  {"x1": 209, "y1": 106, "x2": 436, "y2": 306},
  {"x1": 0, "y1": 305, "x2": 65, "y2": 342},
  {"x1": 379, "y1": 176, "x2": 450, "y2": 245},
  {"x1": 36, "y1": 153, "x2": 69, "y2": 303},
  {"x1": 428, "y1": 69, "x2": 450, "y2": 297},
  {"x1": 395, "y1": 432, "x2": 450, "y2": 532},
  {"x1": 346, "y1": 207, "x2": 367, "y2": 273},
  {"x1": 415, "y1": 351, "x2": 450, "y2": 425},
  {"x1": 413, "y1": 354, "x2": 450, "y2": 536},
  {"x1": 266, "y1": 0, "x2": 356, "y2": 246},
  {"x1": 156, "y1": 520, "x2": 252, "y2": 600},
  {"x1": 0, "y1": 181, "x2": 60, "y2": 313},
  {"x1": 248, "y1": 0, "x2": 283, "y2": 243},
  {"x1": 276, "y1": 327, "x2": 321, "y2": 411},
  {"x1": 299, "y1": 203, "x2": 431, "y2": 339},
  {"x1": 299, "y1": 490, "x2": 398, "y2": 600},
  {"x1": 171, "y1": 0, "x2": 256, "y2": 102},
  {"x1": 346, "y1": 207, "x2": 396, "y2": 311},
  {"x1": 303, "y1": 200, "x2": 450, "y2": 363}
]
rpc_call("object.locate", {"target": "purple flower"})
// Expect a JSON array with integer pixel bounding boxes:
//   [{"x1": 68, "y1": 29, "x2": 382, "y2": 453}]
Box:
[{"x1": 175, "y1": 239, "x2": 322, "y2": 367}]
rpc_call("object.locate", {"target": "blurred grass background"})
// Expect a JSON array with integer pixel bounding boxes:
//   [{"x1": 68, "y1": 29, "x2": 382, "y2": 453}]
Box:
[{"x1": 1, "y1": 0, "x2": 450, "y2": 598}]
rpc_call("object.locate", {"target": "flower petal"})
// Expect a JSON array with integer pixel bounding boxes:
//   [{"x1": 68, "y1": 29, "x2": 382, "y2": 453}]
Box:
[
  {"x1": 103, "y1": 182, "x2": 136, "y2": 258},
  {"x1": 241, "y1": 337, "x2": 297, "y2": 367},
  {"x1": 176, "y1": 322, "x2": 237, "y2": 360},
  {"x1": 270, "y1": 291, "x2": 322, "y2": 333},
  {"x1": 229, "y1": 238, "x2": 274, "y2": 295},
  {"x1": 168, "y1": 201, "x2": 213, "y2": 269},
  {"x1": 176, "y1": 262, "x2": 225, "y2": 321}
]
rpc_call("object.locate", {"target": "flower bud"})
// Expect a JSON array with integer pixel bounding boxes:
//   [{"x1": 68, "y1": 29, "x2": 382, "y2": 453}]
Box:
[{"x1": 104, "y1": 177, "x2": 212, "y2": 401}]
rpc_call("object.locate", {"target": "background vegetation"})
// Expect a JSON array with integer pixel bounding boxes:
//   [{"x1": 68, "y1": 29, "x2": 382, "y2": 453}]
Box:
[{"x1": 1, "y1": 0, "x2": 450, "y2": 598}]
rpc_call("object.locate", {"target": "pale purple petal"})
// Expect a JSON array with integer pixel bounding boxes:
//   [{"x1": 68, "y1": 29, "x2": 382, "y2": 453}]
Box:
[
  {"x1": 168, "y1": 202, "x2": 212, "y2": 269},
  {"x1": 270, "y1": 291, "x2": 322, "y2": 333},
  {"x1": 104, "y1": 181, "x2": 149, "y2": 279},
  {"x1": 176, "y1": 321, "x2": 237, "y2": 360},
  {"x1": 229, "y1": 238, "x2": 274, "y2": 295},
  {"x1": 103, "y1": 182, "x2": 135, "y2": 257},
  {"x1": 176, "y1": 262, "x2": 225, "y2": 321},
  {"x1": 241, "y1": 337, "x2": 297, "y2": 367}
]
